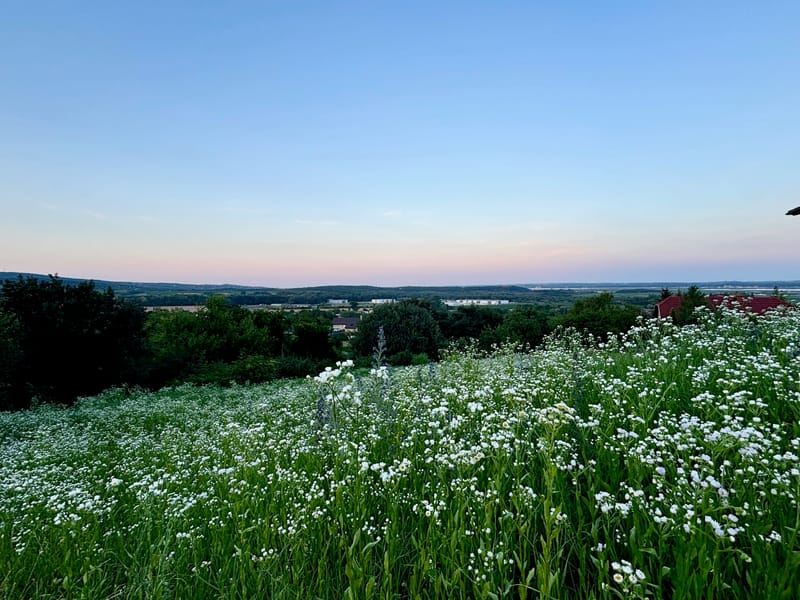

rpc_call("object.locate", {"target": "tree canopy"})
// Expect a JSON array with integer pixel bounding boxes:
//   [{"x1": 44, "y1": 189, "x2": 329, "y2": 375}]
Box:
[
  {"x1": 0, "y1": 276, "x2": 146, "y2": 409},
  {"x1": 555, "y1": 292, "x2": 641, "y2": 340},
  {"x1": 671, "y1": 286, "x2": 708, "y2": 325},
  {"x1": 352, "y1": 300, "x2": 444, "y2": 365}
]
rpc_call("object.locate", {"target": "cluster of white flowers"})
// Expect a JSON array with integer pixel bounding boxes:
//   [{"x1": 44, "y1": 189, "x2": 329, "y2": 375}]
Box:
[
  {"x1": 313, "y1": 360, "x2": 354, "y2": 384},
  {"x1": 546, "y1": 401, "x2": 576, "y2": 421},
  {"x1": 370, "y1": 365, "x2": 389, "y2": 380},
  {"x1": 611, "y1": 559, "x2": 646, "y2": 593}
]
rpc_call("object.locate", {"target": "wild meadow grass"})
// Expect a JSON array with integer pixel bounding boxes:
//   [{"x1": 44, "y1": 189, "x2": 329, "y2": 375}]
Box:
[{"x1": 1, "y1": 307, "x2": 799, "y2": 599}]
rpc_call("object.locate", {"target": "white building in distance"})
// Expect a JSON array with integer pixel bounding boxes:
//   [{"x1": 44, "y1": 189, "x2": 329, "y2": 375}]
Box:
[{"x1": 443, "y1": 299, "x2": 510, "y2": 307}]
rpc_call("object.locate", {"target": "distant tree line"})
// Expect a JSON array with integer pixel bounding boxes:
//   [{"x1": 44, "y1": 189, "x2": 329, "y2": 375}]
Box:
[
  {"x1": 350, "y1": 292, "x2": 641, "y2": 365},
  {"x1": 0, "y1": 277, "x2": 646, "y2": 411}
]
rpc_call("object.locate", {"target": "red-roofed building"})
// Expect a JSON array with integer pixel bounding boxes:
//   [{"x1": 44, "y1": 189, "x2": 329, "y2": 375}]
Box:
[
  {"x1": 657, "y1": 294, "x2": 794, "y2": 318},
  {"x1": 656, "y1": 295, "x2": 684, "y2": 318},
  {"x1": 748, "y1": 296, "x2": 794, "y2": 314},
  {"x1": 707, "y1": 295, "x2": 794, "y2": 314}
]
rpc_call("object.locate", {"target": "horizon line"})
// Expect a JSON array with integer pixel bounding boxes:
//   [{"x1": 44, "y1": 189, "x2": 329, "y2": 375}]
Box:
[{"x1": 2, "y1": 271, "x2": 800, "y2": 290}]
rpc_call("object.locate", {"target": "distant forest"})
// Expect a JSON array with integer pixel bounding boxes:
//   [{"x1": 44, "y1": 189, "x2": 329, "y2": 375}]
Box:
[
  {"x1": 3, "y1": 272, "x2": 798, "y2": 308},
  {"x1": 0, "y1": 271, "x2": 741, "y2": 307}
]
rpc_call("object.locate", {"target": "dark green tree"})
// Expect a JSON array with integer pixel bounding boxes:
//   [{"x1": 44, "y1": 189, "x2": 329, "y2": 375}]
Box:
[
  {"x1": 496, "y1": 305, "x2": 552, "y2": 349},
  {"x1": 440, "y1": 306, "x2": 504, "y2": 347},
  {"x1": 0, "y1": 309, "x2": 24, "y2": 410},
  {"x1": 0, "y1": 276, "x2": 146, "y2": 408},
  {"x1": 672, "y1": 286, "x2": 707, "y2": 325},
  {"x1": 271, "y1": 310, "x2": 338, "y2": 378},
  {"x1": 251, "y1": 310, "x2": 288, "y2": 357},
  {"x1": 556, "y1": 292, "x2": 640, "y2": 341},
  {"x1": 142, "y1": 309, "x2": 203, "y2": 386},
  {"x1": 290, "y1": 310, "x2": 335, "y2": 360},
  {"x1": 352, "y1": 300, "x2": 444, "y2": 364},
  {"x1": 194, "y1": 296, "x2": 281, "y2": 363}
]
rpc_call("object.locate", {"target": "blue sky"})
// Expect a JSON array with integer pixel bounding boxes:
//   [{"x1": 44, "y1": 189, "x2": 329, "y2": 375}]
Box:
[{"x1": 2, "y1": 1, "x2": 798, "y2": 286}]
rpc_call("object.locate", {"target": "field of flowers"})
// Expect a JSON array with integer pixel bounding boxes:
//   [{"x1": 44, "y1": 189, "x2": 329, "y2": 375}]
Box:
[{"x1": 1, "y1": 306, "x2": 799, "y2": 599}]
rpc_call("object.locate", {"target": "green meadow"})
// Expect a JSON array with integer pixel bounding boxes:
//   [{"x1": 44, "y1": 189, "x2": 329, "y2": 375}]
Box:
[{"x1": 1, "y1": 307, "x2": 798, "y2": 599}]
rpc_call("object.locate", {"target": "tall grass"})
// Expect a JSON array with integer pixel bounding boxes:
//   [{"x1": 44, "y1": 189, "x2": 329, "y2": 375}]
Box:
[{"x1": 1, "y1": 306, "x2": 798, "y2": 598}]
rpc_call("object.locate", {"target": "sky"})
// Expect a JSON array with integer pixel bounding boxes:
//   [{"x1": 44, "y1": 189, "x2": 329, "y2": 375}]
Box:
[{"x1": 1, "y1": 1, "x2": 799, "y2": 287}]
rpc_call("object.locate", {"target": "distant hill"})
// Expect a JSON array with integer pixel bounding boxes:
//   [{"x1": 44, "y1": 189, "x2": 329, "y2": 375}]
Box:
[
  {"x1": 0, "y1": 272, "x2": 271, "y2": 293},
  {"x1": 0, "y1": 273, "x2": 541, "y2": 306},
  {"x1": 2, "y1": 272, "x2": 798, "y2": 308}
]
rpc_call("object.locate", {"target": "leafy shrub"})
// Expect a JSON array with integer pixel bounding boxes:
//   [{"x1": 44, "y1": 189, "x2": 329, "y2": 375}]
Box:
[
  {"x1": 352, "y1": 300, "x2": 444, "y2": 362},
  {"x1": 277, "y1": 355, "x2": 323, "y2": 379},
  {"x1": 231, "y1": 355, "x2": 279, "y2": 383}
]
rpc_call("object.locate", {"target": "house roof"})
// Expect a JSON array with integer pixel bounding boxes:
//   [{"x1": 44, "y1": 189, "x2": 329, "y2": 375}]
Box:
[
  {"x1": 707, "y1": 295, "x2": 794, "y2": 314},
  {"x1": 748, "y1": 296, "x2": 794, "y2": 313},
  {"x1": 656, "y1": 296, "x2": 684, "y2": 318},
  {"x1": 657, "y1": 294, "x2": 794, "y2": 318},
  {"x1": 331, "y1": 317, "x2": 360, "y2": 330}
]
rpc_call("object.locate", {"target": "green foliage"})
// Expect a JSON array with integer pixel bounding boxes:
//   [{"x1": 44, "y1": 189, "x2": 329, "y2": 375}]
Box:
[
  {"x1": 439, "y1": 306, "x2": 504, "y2": 349},
  {"x1": 555, "y1": 292, "x2": 641, "y2": 340},
  {"x1": 142, "y1": 310, "x2": 201, "y2": 386},
  {"x1": 497, "y1": 305, "x2": 552, "y2": 349},
  {"x1": 289, "y1": 310, "x2": 335, "y2": 360},
  {"x1": 671, "y1": 285, "x2": 707, "y2": 325},
  {"x1": 411, "y1": 352, "x2": 430, "y2": 365},
  {"x1": 141, "y1": 299, "x2": 342, "y2": 388},
  {"x1": 0, "y1": 310, "x2": 24, "y2": 410},
  {"x1": 143, "y1": 296, "x2": 293, "y2": 387},
  {"x1": 186, "y1": 356, "x2": 279, "y2": 386},
  {"x1": 0, "y1": 276, "x2": 146, "y2": 409},
  {"x1": 275, "y1": 355, "x2": 323, "y2": 379},
  {"x1": 352, "y1": 300, "x2": 444, "y2": 362}
]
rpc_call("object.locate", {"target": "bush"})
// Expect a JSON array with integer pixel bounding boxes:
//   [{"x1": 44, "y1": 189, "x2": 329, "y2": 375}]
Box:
[
  {"x1": 277, "y1": 355, "x2": 323, "y2": 379},
  {"x1": 411, "y1": 352, "x2": 430, "y2": 365},
  {"x1": 231, "y1": 355, "x2": 279, "y2": 383},
  {"x1": 497, "y1": 305, "x2": 552, "y2": 349},
  {"x1": 387, "y1": 350, "x2": 414, "y2": 366},
  {"x1": 352, "y1": 301, "x2": 444, "y2": 362}
]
